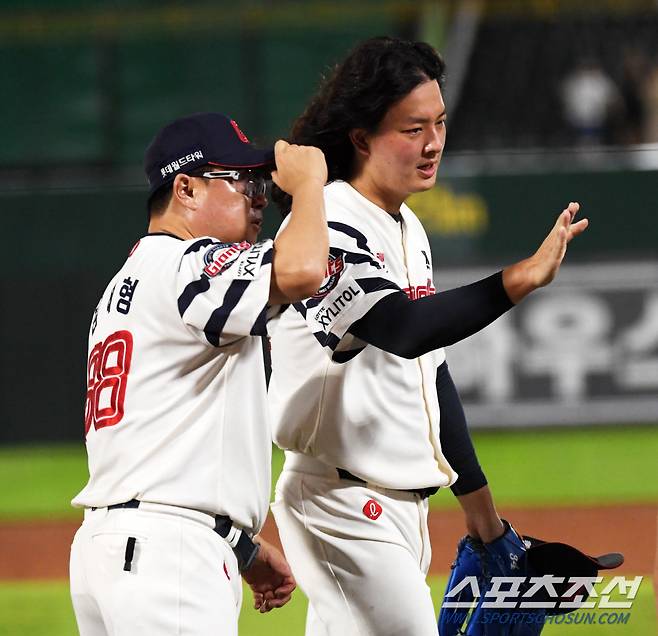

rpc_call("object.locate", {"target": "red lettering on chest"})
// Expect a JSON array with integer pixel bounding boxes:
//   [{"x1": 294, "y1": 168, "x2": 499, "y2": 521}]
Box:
[{"x1": 402, "y1": 282, "x2": 436, "y2": 300}]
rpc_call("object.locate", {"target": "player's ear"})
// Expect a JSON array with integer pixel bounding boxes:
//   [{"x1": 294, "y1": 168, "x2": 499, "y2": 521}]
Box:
[
  {"x1": 172, "y1": 174, "x2": 199, "y2": 209},
  {"x1": 349, "y1": 128, "x2": 370, "y2": 158}
]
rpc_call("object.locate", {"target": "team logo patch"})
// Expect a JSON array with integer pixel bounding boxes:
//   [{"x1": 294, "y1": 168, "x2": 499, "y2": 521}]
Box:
[
  {"x1": 312, "y1": 253, "x2": 345, "y2": 299},
  {"x1": 363, "y1": 499, "x2": 383, "y2": 521},
  {"x1": 230, "y1": 119, "x2": 250, "y2": 143},
  {"x1": 203, "y1": 241, "x2": 251, "y2": 277}
]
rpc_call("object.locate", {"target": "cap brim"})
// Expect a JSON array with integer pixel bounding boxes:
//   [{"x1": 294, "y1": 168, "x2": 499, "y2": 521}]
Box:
[{"x1": 208, "y1": 146, "x2": 274, "y2": 169}]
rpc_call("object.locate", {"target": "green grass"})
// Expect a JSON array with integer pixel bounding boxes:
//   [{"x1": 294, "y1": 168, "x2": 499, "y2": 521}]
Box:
[
  {"x1": 2, "y1": 429, "x2": 656, "y2": 635},
  {"x1": 429, "y1": 425, "x2": 658, "y2": 510},
  {"x1": 0, "y1": 582, "x2": 78, "y2": 636},
  {"x1": 1, "y1": 426, "x2": 657, "y2": 520},
  {"x1": 0, "y1": 445, "x2": 88, "y2": 520},
  {"x1": 1, "y1": 576, "x2": 655, "y2": 636}
]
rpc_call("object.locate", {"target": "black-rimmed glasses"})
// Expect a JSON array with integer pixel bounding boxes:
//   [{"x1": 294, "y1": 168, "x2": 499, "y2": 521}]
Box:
[{"x1": 197, "y1": 170, "x2": 268, "y2": 199}]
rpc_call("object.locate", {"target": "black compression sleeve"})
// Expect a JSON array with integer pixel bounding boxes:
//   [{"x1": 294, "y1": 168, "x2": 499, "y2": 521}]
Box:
[
  {"x1": 436, "y1": 362, "x2": 488, "y2": 496},
  {"x1": 349, "y1": 271, "x2": 513, "y2": 359}
]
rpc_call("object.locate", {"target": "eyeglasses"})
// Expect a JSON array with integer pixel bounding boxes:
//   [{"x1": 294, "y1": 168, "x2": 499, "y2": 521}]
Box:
[{"x1": 197, "y1": 170, "x2": 268, "y2": 199}]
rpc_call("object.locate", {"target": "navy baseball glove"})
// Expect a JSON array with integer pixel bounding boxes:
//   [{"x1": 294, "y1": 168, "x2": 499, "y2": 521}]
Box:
[
  {"x1": 438, "y1": 521, "x2": 625, "y2": 635},
  {"x1": 438, "y1": 520, "x2": 540, "y2": 636},
  {"x1": 437, "y1": 534, "x2": 485, "y2": 634}
]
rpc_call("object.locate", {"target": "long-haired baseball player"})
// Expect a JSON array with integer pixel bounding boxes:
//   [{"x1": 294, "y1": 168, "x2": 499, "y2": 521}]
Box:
[
  {"x1": 70, "y1": 112, "x2": 329, "y2": 635},
  {"x1": 268, "y1": 38, "x2": 588, "y2": 635}
]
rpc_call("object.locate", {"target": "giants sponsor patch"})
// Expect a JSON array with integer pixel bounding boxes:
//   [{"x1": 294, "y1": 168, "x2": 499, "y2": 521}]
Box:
[
  {"x1": 203, "y1": 241, "x2": 251, "y2": 277},
  {"x1": 312, "y1": 253, "x2": 345, "y2": 299}
]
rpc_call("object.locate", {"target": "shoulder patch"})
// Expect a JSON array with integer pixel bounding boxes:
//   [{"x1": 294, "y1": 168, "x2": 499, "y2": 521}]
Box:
[
  {"x1": 203, "y1": 241, "x2": 251, "y2": 278},
  {"x1": 312, "y1": 252, "x2": 345, "y2": 299},
  {"x1": 233, "y1": 241, "x2": 269, "y2": 279}
]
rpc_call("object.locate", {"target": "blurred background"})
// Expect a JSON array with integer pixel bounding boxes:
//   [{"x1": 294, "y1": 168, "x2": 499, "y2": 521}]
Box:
[
  {"x1": 1, "y1": 0, "x2": 656, "y2": 442},
  {"x1": 1, "y1": 2, "x2": 657, "y2": 634}
]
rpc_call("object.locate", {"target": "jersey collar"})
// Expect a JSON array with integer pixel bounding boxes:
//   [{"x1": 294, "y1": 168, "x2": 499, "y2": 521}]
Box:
[{"x1": 145, "y1": 231, "x2": 184, "y2": 240}]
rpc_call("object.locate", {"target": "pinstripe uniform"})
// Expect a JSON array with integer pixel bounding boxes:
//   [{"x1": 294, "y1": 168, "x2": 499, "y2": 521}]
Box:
[{"x1": 269, "y1": 181, "x2": 457, "y2": 635}]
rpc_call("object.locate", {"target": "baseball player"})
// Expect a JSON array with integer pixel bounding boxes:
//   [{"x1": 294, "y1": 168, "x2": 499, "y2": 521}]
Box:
[
  {"x1": 69, "y1": 112, "x2": 329, "y2": 635},
  {"x1": 267, "y1": 38, "x2": 588, "y2": 635}
]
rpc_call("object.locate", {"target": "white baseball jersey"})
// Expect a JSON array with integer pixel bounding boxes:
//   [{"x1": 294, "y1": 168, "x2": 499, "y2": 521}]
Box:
[
  {"x1": 73, "y1": 233, "x2": 277, "y2": 534},
  {"x1": 269, "y1": 181, "x2": 457, "y2": 490}
]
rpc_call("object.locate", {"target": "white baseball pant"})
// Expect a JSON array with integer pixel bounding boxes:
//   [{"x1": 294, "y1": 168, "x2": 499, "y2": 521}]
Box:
[
  {"x1": 272, "y1": 456, "x2": 437, "y2": 636},
  {"x1": 70, "y1": 502, "x2": 242, "y2": 635}
]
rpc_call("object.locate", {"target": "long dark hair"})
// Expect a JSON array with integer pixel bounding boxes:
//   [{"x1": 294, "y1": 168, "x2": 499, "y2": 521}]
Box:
[{"x1": 273, "y1": 36, "x2": 446, "y2": 213}]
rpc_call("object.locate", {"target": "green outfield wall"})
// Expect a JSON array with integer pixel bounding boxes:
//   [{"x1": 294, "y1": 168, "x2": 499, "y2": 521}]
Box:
[{"x1": 1, "y1": 165, "x2": 656, "y2": 442}]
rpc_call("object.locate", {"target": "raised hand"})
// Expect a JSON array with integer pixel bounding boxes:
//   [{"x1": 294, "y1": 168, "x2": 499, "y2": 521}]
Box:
[{"x1": 503, "y1": 201, "x2": 589, "y2": 304}]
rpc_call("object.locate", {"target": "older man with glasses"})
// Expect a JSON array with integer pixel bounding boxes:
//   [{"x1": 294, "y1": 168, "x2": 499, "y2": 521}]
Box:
[{"x1": 69, "y1": 112, "x2": 329, "y2": 635}]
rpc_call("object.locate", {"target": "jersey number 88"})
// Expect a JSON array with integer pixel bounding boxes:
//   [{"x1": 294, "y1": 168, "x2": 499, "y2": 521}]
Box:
[{"x1": 84, "y1": 330, "x2": 133, "y2": 437}]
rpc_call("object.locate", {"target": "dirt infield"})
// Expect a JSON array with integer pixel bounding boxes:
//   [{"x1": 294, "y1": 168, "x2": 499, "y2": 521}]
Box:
[{"x1": 1, "y1": 504, "x2": 655, "y2": 581}]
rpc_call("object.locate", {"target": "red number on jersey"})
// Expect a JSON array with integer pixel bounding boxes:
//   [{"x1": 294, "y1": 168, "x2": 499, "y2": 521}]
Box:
[{"x1": 84, "y1": 330, "x2": 133, "y2": 436}]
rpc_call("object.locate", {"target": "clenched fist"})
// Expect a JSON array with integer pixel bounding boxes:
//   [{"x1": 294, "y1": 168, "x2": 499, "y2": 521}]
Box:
[{"x1": 270, "y1": 139, "x2": 328, "y2": 196}]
